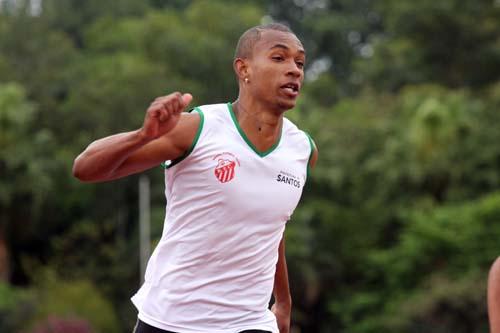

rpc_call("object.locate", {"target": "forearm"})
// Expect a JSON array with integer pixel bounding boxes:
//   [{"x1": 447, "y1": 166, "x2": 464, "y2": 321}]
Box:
[
  {"x1": 73, "y1": 129, "x2": 150, "y2": 182},
  {"x1": 273, "y1": 237, "x2": 292, "y2": 308},
  {"x1": 73, "y1": 92, "x2": 193, "y2": 183}
]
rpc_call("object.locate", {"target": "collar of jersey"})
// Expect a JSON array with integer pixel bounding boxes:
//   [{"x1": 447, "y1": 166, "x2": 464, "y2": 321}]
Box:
[{"x1": 227, "y1": 102, "x2": 282, "y2": 158}]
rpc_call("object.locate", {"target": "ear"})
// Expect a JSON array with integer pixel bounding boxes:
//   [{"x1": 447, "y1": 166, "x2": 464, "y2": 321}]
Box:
[{"x1": 233, "y1": 57, "x2": 250, "y2": 81}]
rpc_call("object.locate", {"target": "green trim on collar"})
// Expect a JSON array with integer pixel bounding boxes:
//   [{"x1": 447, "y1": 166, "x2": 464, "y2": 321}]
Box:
[{"x1": 227, "y1": 102, "x2": 282, "y2": 157}]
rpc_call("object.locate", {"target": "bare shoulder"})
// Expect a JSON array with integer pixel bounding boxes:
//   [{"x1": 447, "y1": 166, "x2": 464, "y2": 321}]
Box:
[
  {"x1": 490, "y1": 257, "x2": 500, "y2": 282},
  {"x1": 488, "y1": 257, "x2": 500, "y2": 302}
]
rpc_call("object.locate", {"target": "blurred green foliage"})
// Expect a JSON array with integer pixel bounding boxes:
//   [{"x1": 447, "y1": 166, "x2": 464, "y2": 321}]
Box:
[
  {"x1": 32, "y1": 269, "x2": 120, "y2": 333},
  {"x1": 0, "y1": 268, "x2": 119, "y2": 332},
  {"x1": 0, "y1": 282, "x2": 36, "y2": 332},
  {"x1": 0, "y1": 0, "x2": 499, "y2": 332}
]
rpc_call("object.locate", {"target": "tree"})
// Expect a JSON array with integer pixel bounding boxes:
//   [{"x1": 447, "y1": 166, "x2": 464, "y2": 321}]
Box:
[
  {"x1": 0, "y1": 83, "x2": 59, "y2": 283},
  {"x1": 358, "y1": 0, "x2": 500, "y2": 90}
]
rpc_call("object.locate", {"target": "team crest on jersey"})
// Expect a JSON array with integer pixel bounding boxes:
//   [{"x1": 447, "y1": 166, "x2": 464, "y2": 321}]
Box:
[{"x1": 213, "y1": 152, "x2": 240, "y2": 183}]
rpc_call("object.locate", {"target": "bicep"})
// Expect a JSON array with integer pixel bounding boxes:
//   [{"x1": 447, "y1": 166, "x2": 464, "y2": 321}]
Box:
[
  {"x1": 309, "y1": 144, "x2": 318, "y2": 170},
  {"x1": 110, "y1": 112, "x2": 200, "y2": 180},
  {"x1": 279, "y1": 237, "x2": 285, "y2": 254},
  {"x1": 306, "y1": 133, "x2": 318, "y2": 170}
]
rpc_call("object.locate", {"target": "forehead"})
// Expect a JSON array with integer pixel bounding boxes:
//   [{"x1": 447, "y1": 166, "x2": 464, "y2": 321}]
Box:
[{"x1": 254, "y1": 30, "x2": 305, "y2": 55}]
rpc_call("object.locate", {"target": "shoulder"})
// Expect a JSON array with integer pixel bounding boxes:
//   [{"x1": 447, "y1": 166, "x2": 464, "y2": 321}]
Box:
[
  {"x1": 196, "y1": 103, "x2": 230, "y2": 116},
  {"x1": 489, "y1": 257, "x2": 500, "y2": 299},
  {"x1": 159, "y1": 103, "x2": 229, "y2": 165},
  {"x1": 183, "y1": 102, "x2": 232, "y2": 134},
  {"x1": 490, "y1": 257, "x2": 500, "y2": 283},
  {"x1": 154, "y1": 107, "x2": 204, "y2": 153},
  {"x1": 167, "y1": 102, "x2": 229, "y2": 141},
  {"x1": 283, "y1": 117, "x2": 319, "y2": 170},
  {"x1": 282, "y1": 117, "x2": 308, "y2": 145}
]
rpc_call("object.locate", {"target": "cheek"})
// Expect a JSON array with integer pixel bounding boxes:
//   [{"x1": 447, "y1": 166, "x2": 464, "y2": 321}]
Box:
[
  {"x1": 255, "y1": 77, "x2": 277, "y2": 96},
  {"x1": 254, "y1": 66, "x2": 278, "y2": 86}
]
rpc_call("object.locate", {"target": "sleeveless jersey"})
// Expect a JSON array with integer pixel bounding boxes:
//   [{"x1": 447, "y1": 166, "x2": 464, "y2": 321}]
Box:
[{"x1": 131, "y1": 103, "x2": 313, "y2": 333}]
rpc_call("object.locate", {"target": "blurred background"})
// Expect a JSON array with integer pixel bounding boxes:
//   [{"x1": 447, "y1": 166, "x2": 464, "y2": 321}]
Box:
[{"x1": 1, "y1": 0, "x2": 500, "y2": 332}]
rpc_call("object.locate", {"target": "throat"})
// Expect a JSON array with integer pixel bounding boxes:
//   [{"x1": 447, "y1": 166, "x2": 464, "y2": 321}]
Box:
[
  {"x1": 248, "y1": 117, "x2": 277, "y2": 137},
  {"x1": 232, "y1": 101, "x2": 283, "y2": 151}
]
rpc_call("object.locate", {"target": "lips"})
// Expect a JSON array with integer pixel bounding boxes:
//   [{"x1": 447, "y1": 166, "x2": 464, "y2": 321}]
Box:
[{"x1": 280, "y1": 82, "x2": 300, "y2": 98}]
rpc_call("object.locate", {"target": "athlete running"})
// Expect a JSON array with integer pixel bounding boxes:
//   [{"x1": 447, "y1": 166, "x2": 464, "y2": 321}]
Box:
[{"x1": 73, "y1": 23, "x2": 318, "y2": 333}]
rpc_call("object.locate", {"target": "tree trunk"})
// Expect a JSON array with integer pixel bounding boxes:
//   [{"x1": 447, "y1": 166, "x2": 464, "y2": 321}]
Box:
[{"x1": 0, "y1": 226, "x2": 9, "y2": 281}]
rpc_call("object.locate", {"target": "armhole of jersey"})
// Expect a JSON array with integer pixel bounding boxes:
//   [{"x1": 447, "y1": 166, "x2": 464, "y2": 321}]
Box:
[
  {"x1": 160, "y1": 107, "x2": 205, "y2": 169},
  {"x1": 303, "y1": 131, "x2": 315, "y2": 180}
]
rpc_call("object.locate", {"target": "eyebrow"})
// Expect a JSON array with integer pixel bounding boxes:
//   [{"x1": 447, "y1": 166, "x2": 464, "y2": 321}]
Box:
[{"x1": 269, "y1": 43, "x2": 306, "y2": 56}]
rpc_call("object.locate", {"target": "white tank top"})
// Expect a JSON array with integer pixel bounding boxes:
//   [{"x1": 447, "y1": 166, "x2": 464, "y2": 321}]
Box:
[{"x1": 131, "y1": 103, "x2": 313, "y2": 333}]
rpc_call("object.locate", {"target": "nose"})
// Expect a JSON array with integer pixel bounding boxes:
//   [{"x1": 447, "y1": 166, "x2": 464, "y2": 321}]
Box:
[{"x1": 287, "y1": 61, "x2": 302, "y2": 78}]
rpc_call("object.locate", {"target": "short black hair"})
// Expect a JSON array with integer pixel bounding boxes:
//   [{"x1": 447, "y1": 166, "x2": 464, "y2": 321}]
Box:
[{"x1": 234, "y1": 23, "x2": 296, "y2": 59}]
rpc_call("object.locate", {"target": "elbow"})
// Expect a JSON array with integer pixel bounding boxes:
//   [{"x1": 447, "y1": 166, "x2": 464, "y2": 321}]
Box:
[
  {"x1": 490, "y1": 257, "x2": 500, "y2": 278},
  {"x1": 72, "y1": 156, "x2": 86, "y2": 181},
  {"x1": 72, "y1": 155, "x2": 112, "y2": 183},
  {"x1": 72, "y1": 156, "x2": 94, "y2": 182}
]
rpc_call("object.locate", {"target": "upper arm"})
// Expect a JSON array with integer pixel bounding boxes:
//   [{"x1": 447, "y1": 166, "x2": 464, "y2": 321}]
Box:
[
  {"x1": 278, "y1": 236, "x2": 285, "y2": 256},
  {"x1": 309, "y1": 141, "x2": 318, "y2": 170},
  {"x1": 305, "y1": 133, "x2": 318, "y2": 172},
  {"x1": 110, "y1": 111, "x2": 201, "y2": 180}
]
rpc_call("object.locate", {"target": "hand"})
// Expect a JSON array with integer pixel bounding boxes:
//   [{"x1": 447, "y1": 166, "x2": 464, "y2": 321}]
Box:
[
  {"x1": 140, "y1": 92, "x2": 193, "y2": 140},
  {"x1": 271, "y1": 302, "x2": 291, "y2": 333}
]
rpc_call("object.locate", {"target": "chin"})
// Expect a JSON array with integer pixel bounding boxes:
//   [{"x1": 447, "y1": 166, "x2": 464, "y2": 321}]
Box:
[{"x1": 276, "y1": 99, "x2": 297, "y2": 112}]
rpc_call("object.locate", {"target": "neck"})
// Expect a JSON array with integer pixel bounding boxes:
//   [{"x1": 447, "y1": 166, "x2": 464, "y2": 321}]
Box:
[
  {"x1": 233, "y1": 98, "x2": 282, "y2": 132},
  {"x1": 232, "y1": 95, "x2": 283, "y2": 152}
]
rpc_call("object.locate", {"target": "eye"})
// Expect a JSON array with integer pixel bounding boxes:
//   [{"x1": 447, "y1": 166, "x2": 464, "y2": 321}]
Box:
[
  {"x1": 272, "y1": 55, "x2": 284, "y2": 62},
  {"x1": 296, "y1": 61, "x2": 305, "y2": 69}
]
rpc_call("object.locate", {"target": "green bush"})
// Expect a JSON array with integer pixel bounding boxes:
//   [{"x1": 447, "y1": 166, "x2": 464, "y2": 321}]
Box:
[
  {"x1": 32, "y1": 270, "x2": 120, "y2": 333},
  {"x1": 0, "y1": 282, "x2": 36, "y2": 333}
]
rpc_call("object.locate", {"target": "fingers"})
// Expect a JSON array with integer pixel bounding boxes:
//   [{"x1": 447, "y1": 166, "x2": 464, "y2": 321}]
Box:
[
  {"x1": 181, "y1": 93, "x2": 193, "y2": 108},
  {"x1": 148, "y1": 102, "x2": 169, "y2": 122},
  {"x1": 147, "y1": 92, "x2": 192, "y2": 122},
  {"x1": 153, "y1": 92, "x2": 192, "y2": 114}
]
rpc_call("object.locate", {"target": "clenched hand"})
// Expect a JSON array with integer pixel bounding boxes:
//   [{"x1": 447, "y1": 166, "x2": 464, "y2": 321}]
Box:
[{"x1": 140, "y1": 92, "x2": 193, "y2": 140}]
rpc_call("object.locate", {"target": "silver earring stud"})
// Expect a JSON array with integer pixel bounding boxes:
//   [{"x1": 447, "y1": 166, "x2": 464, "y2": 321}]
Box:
[{"x1": 244, "y1": 78, "x2": 249, "y2": 83}]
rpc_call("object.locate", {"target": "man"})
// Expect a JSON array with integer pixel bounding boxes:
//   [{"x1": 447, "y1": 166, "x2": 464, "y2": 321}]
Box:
[
  {"x1": 489, "y1": 257, "x2": 500, "y2": 333},
  {"x1": 73, "y1": 23, "x2": 318, "y2": 333}
]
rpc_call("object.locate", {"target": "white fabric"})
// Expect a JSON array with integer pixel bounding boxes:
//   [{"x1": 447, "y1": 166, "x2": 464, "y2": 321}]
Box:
[{"x1": 132, "y1": 103, "x2": 311, "y2": 333}]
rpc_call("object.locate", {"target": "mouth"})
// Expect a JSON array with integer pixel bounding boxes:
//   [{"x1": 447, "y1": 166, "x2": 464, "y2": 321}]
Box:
[{"x1": 280, "y1": 82, "x2": 300, "y2": 97}]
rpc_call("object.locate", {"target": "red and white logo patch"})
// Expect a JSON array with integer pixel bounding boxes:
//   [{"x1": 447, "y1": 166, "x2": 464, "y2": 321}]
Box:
[
  {"x1": 215, "y1": 159, "x2": 236, "y2": 183},
  {"x1": 213, "y1": 152, "x2": 240, "y2": 183}
]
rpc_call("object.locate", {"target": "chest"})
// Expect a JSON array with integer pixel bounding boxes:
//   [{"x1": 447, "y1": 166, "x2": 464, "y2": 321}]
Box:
[{"x1": 170, "y1": 129, "x2": 308, "y2": 222}]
